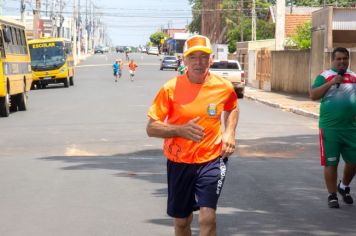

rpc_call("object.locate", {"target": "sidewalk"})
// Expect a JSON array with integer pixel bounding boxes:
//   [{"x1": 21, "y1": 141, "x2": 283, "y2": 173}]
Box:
[{"x1": 244, "y1": 86, "x2": 320, "y2": 119}]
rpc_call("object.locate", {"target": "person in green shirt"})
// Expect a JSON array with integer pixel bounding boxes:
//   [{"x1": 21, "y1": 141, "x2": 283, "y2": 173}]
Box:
[{"x1": 310, "y1": 47, "x2": 356, "y2": 208}]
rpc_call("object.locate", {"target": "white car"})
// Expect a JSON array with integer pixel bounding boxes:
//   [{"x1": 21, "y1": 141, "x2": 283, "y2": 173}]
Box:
[
  {"x1": 147, "y1": 47, "x2": 159, "y2": 55},
  {"x1": 210, "y1": 60, "x2": 245, "y2": 98}
]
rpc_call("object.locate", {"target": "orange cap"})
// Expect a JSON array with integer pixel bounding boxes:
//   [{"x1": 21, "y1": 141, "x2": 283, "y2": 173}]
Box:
[{"x1": 183, "y1": 35, "x2": 212, "y2": 57}]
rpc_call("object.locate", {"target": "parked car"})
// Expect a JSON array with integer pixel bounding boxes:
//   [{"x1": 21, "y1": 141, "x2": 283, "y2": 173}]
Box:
[
  {"x1": 94, "y1": 46, "x2": 104, "y2": 54},
  {"x1": 147, "y1": 47, "x2": 159, "y2": 55},
  {"x1": 160, "y1": 56, "x2": 178, "y2": 71},
  {"x1": 210, "y1": 60, "x2": 245, "y2": 98}
]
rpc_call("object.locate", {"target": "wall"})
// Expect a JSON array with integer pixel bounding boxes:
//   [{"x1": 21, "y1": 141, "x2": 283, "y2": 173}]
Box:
[{"x1": 271, "y1": 50, "x2": 311, "y2": 94}]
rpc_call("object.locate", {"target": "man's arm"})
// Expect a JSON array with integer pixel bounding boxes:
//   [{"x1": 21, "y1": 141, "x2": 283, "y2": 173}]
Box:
[
  {"x1": 146, "y1": 117, "x2": 205, "y2": 142},
  {"x1": 310, "y1": 75, "x2": 342, "y2": 100},
  {"x1": 221, "y1": 106, "x2": 239, "y2": 158}
]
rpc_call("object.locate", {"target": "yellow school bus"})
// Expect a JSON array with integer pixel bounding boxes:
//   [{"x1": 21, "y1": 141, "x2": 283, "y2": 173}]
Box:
[
  {"x1": 0, "y1": 17, "x2": 32, "y2": 117},
  {"x1": 28, "y1": 37, "x2": 74, "y2": 88}
]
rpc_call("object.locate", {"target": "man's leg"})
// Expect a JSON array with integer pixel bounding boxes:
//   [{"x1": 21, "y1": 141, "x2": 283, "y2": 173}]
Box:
[
  {"x1": 324, "y1": 165, "x2": 338, "y2": 193},
  {"x1": 342, "y1": 163, "x2": 356, "y2": 185},
  {"x1": 174, "y1": 214, "x2": 193, "y2": 236},
  {"x1": 199, "y1": 207, "x2": 216, "y2": 236}
]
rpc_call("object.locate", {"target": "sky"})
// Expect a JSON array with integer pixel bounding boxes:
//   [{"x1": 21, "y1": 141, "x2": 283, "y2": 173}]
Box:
[{"x1": 2, "y1": 0, "x2": 193, "y2": 47}]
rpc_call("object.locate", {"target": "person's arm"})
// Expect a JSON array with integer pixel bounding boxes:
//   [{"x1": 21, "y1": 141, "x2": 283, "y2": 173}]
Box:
[
  {"x1": 310, "y1": 75, "x2": 343, "y2": 100},
  {"x1": 146, "y1": 117, "x2": 205, "y2": 142},
  {"x1": 221, "y1": 106, "x2": 239, "y2": 158}
]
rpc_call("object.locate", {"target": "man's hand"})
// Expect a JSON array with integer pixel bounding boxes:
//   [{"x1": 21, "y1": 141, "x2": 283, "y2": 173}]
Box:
[
  {"x1": 177, "y1": 117, "x2": 205, "y2": 142},
  {"x1": 331, "y1": 74, "x2": 344, "y2": 85},
  {"x1": 221, "y1": 132, "x2": 236, "y2": 159}
]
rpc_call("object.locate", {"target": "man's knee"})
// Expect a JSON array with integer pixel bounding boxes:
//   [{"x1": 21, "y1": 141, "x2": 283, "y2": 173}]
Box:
[
  {"x1": 199, "y1": 208, "x2": 216, "y2": 226},
  {"x1": 174, "y1": 214, "x2": 193, "y2": 229}
]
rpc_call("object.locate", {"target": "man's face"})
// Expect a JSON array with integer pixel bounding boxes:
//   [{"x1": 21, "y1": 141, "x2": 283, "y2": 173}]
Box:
[
  {"x1": 332, "y1": 52, "x2": 349, "y2": 71},
  {"x1": 184, "y1": 51, "x2": 212, "y2": 78}
]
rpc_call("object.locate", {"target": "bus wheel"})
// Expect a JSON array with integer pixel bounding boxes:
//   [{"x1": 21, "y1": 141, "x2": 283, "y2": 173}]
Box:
[
  {"x1": 64, "y1": 77, "x2": 69, "y2": 88},
  {"x1": 69, "y1": 76, "x2": 74, "y2": 86},
  {"x1": 17, "y1": 85, "x2": 28, "y2": 111},
  {"x1": 0, "y1": 90, "x2": 10, "y2": 117}
]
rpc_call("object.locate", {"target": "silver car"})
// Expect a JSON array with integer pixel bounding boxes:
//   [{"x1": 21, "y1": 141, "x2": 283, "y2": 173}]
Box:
[{"x1": 160, "y1": 56, "x2": 178, "y2": 71}]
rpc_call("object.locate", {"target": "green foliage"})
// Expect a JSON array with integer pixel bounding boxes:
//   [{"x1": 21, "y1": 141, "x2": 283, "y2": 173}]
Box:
[
  {"x1": 188, "y1": 0, "x2": 202, "y2": 33},
  {"x1": 149, "y1": 32, "x2": 165, "y2": 46},
  {"x1": 227, "y1": 18, "x2": 275, "y2": 53},
  {"x1": 289, "y1": 21, "x2": 312, "y2": 49},
  {"x1": 294, "y1": 0, "x2": 354, "y2": 7}
]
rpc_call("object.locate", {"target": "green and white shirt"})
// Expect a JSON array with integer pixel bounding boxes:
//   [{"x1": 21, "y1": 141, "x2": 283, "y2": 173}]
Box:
[{"x1": 312, "y1": 68, "x2": 356, "y2": 129}]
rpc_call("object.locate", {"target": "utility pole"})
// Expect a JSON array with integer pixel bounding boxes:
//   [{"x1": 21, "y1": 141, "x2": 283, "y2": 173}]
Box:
[
  {"x1": 45, "y1": 0, "x2": 48, "y2": 16},
  {"x1": 33, "y1": 0, "x2": 41, "y2": 39},
  {"x1": 252, "y1": 0, "x2": 256, "y2": 41},
  {"x1": 240, "y1": 0, "x2": 244, "y2": 42},
  {"x1": 72, "y1": 0, "x2": 77, "y2": 64},
  {"x1": 85, "y1": 0, "x2": 88, "y2": 54},
  {"x1": 20, "y1": 0, "x2": 26, "y2": 22},
  {"x1": 77, "y1": 0, "x2": 81, "y2": 57},
  {"x1": 275, "y1": 0, "x2": 285, "y2": 50},
  {"x1": 58, "y1": 0, "x2": 64, "y2": 37},
  {"x1": 0, "y1": 0, "x2": 3, "y2": 16},
  {"x1": 51, "y1": 0, "x2": 56, "y2": 36}
]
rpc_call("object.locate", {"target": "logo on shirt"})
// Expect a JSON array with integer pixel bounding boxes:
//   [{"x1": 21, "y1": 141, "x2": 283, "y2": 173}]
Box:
[{"x1": 207, "y1": 103, "x2": 217, "y2": 116}]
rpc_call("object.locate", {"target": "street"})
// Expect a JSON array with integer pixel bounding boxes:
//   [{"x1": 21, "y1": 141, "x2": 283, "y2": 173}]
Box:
[{"x1": 0, "y1": 52, "x2": 355, "y2": 236}]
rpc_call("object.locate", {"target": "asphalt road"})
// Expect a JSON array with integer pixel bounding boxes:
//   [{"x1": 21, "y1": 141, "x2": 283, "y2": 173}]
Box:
[{"x1": 0, "y1": 52, "x2": 355, "y2": 236}]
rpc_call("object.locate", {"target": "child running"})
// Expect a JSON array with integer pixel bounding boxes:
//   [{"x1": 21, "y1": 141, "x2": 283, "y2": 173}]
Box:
[
  {"x1": 128, "y1": 59, "x2": 138, "y2": 81},
  {"x1": 118, "y1": 59, "x2": 124, "y2": 79},
  {"x1": 112, "y1": 59, "x2": 120, "y2": 82}
]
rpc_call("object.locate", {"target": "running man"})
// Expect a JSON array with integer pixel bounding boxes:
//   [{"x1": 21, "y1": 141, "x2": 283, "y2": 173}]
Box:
[
  {"x1": 112, "y1": 59, "x2": 120, "y2": 82},
  {"x1": 146, "y1": 35, "x2": 239, "y2": 236},
  {"x1": 128, "y1": 59, "x2": 138, "y2": 81}
]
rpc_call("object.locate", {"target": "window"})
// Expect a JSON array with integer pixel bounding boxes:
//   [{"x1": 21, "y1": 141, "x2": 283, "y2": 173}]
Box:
[
  {"x1": 210, "y1": 61, "x2": 239, "y2": 70},
  {"x1": 16, "y1": 28, "x2": 22, "y2": 45},
  {"x1": 10, "y1": 27, "x2": 17, "y2": 45}
]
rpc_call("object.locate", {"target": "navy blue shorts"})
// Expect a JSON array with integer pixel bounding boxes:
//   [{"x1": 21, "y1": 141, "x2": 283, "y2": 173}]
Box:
[{"x1": 167, "y1": 156, "x2": 228, "y2": 218}]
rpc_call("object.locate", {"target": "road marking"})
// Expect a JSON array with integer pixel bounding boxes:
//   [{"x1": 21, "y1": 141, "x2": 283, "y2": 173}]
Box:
[{"x1": 65, "y1": 145, "x2": 97, "y2": 156}]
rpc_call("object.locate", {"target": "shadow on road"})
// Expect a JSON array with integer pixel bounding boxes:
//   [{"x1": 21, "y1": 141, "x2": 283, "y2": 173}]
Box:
[{"x1": 40, "y1": 134, "x2": 356, "y2": 235}]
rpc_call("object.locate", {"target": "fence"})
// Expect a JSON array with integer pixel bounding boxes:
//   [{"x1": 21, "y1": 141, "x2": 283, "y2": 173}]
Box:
[{"x1": 255, "y1": 49, "x2": 311, "y2": 94}]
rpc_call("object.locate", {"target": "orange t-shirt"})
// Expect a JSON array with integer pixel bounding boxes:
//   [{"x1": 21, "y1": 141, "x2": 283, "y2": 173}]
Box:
[
  {"x1": 129, "y1": 62, "x2": 137, "y2": 71},
  {"x1": 147, "y1": 73, "x2": 238, "y2": 164}
]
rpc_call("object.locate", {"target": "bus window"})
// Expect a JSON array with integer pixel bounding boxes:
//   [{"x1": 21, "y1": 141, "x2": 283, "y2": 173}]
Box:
[
  {"x1": 20, "y1": 30, "x2": 27, "y2": 53},
  {"x1": 10, "y1": 27, "x2": 17, "y2": 45},
  {"x1": 0, "y1": 30, "x2": 5, "y2": 57},
  {"x1": 2, "y1": 27, "x2": 11, "y2": 43},
  {"x1": 15, "y1": 28, "x2": 22, "y2": 53}
]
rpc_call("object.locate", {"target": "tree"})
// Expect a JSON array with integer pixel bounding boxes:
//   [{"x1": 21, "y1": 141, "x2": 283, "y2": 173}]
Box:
[
  {"x1": 288, "y1": 21, "x2": 312, "y2": 49},
  {"x1": 188, "y1": 0, "x2": 202, "y2": 33},
  {"x1": 294, "y1": 0, "x2": 354, "y2": 7},
  {"x1": 149, "y1": 32, "x2": 165, "y2": 46},
  {"x1": 227, "y1": 18, "x2": 275, "y2": 53}
]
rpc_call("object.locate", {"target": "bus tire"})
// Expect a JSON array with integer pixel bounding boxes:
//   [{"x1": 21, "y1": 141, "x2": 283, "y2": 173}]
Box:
[
  {"x1": 17, "y1": 85, "x2": 28, "y2": 111},
  {"x1": 64, "y1": 77, "x2": 69, "y2": 88},
  {"x1": 69, "y1": 76, "x2": 74, "y2": 86},
  {"x1": 0, "y1": 90, "x2": 10, "y2": 117}
]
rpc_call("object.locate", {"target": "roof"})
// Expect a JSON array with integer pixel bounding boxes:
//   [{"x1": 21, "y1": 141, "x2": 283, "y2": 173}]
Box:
[
  {"x1": 28, "y1": 37, "x2": 69, "y2": 44},
  {"x1": 162, "y1": 28, "x2": 188, "y2": 37},
  {"x1": 266, "y1": 6, "x2": 316, "y2": 36},
  {"x1": 285, "y1": 15, "x2": 311, "y2": 36},
  {"x1": 173, "y1": 33, "x2": 192, "y2": 40},
  {"x1": 0, "y1": 16, "x2": 25, "y2": 28},
  {"x1": 269, "y1": 6, "x2": 321, "y2": 23}
]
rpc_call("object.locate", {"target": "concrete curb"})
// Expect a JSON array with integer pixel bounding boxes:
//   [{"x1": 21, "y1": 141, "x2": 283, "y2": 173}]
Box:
[{"x1": 244, "y1": 93, "x2": 319, "y2": 119}]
